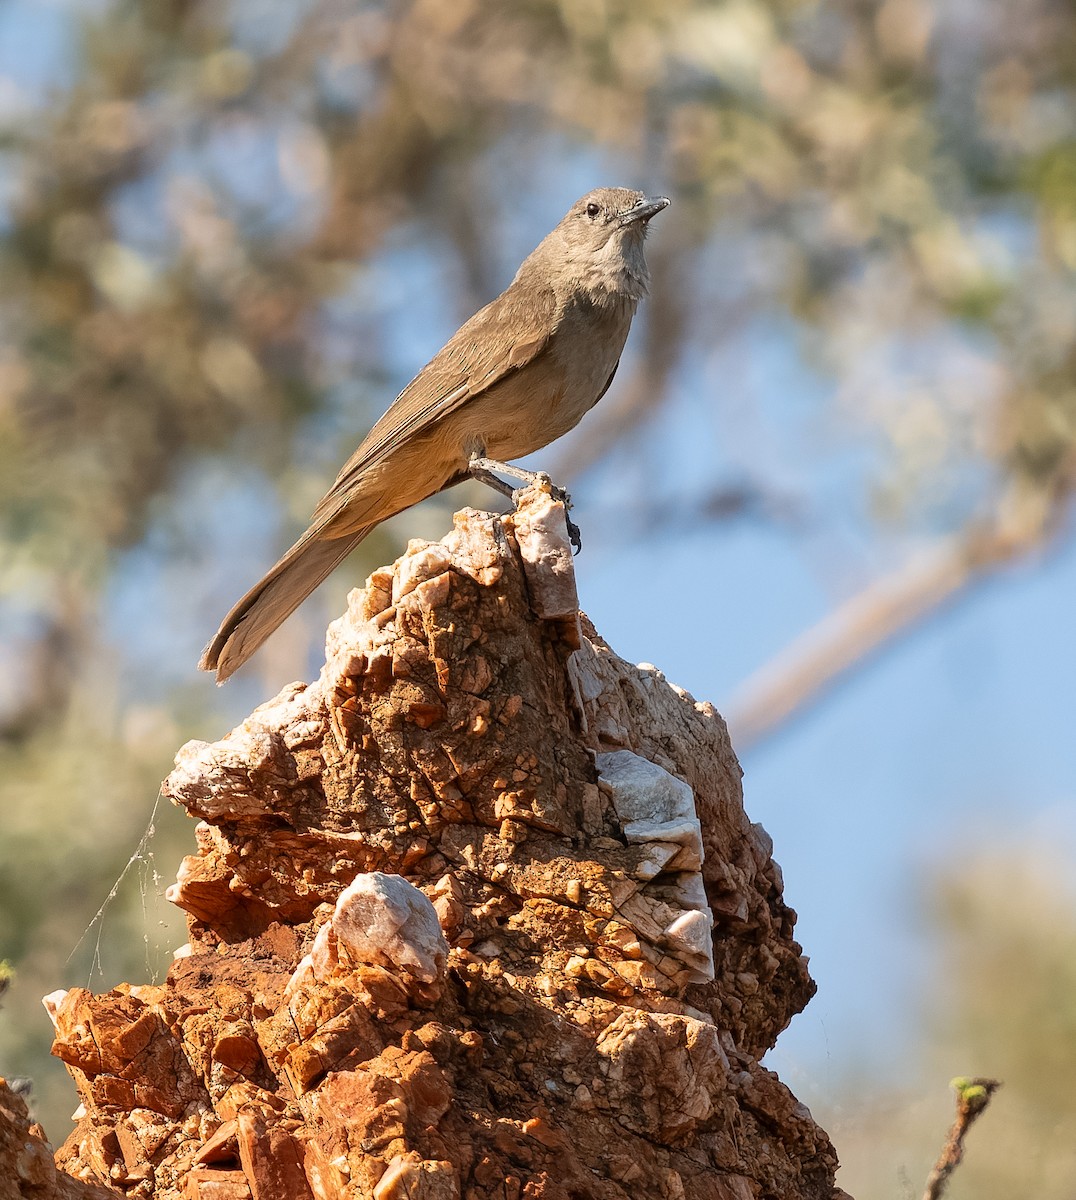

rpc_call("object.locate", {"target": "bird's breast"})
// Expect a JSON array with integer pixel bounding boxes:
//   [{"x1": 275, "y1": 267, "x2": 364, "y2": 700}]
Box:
[
  {"x1": 550, "y1": 295, "x2": 636, "y2": 411},
  {"x1": 478, "y1": 297, "x2": 636, "y2": 460}
]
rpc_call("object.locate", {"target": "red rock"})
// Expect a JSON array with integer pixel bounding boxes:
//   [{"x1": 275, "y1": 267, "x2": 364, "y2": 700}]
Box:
[
  {"x1": 183, "y1": 1168, "x2": 251, "y2": 1199},
  {"x1": 45, "y1": 496, "x2": 841, "y2": 1200},
  {"x1": 372, "y1": 1153, "x2": 457, "y2": 1200},
  {"x1": 0, "y1": 1077, "x2": 116, "y2": 1198},
  {"x1": 211, "y1": 1025, "x2": 264, "y2": 1076},
  {"x1": 193, "y1": 1120, "x2": 239, "y2": 1165},
  {"x1": 234, "y1": 1113, "x2": 312, "y2": 1200}
]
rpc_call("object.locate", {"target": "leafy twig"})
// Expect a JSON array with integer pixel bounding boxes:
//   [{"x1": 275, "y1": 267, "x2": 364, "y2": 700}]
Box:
[{"x1": 922, "y1": 1076, "x2": 1002, "y2": 1200}]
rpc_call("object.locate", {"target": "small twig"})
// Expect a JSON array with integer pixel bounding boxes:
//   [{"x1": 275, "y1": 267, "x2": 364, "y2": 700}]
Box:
[{"x1": 922, "y1": 1076, "x2": 1002, "y2": 1200}]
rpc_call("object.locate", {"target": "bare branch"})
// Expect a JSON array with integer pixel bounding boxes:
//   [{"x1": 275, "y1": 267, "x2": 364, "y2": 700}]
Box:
[{"x1": 723, "y1": 509, "x2": 1068, "y2": 752}]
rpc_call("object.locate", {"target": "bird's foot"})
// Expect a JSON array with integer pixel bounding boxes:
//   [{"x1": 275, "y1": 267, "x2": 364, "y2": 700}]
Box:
[
  {"x1": 468, "y1": 457, "x2": 582, "y2": 553},
  {"x1": 469, "y1": 456, "x2": 546, "y2": 490},
  {"x1": 510, "y1": 470, "x2": 565, "y2": 505},
  {"x1": 467, "y1": 458, "x2": 515, "y2": 500}
]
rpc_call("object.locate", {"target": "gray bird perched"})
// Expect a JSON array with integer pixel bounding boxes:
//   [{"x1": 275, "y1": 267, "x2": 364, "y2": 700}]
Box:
[{"x1": 201, "y1": 187, "x2": 669, "y2": 682}]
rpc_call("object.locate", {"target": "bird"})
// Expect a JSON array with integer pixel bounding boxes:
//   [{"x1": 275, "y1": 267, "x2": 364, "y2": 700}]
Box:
[{"x1": 200, "y1": 186, "x2": 669, "y2": 682}]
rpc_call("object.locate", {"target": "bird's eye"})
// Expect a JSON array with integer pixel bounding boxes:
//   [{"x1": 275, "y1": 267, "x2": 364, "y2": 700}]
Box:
[{"x1": 585, "y1": 202, "x2": 601, "y2": 218}]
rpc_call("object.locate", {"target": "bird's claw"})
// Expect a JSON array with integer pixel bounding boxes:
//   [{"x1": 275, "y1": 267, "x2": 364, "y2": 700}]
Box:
[{"x1": 566, "y1": 515, "x2": 582, "y2": 555}]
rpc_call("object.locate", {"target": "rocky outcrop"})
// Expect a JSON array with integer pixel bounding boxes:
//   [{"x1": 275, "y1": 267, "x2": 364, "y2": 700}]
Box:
[
  {"x1": 0, "y1": 1076, "x2": 113, "y2": 1199},
  {"x1": 44, "y1": 487, "x2": 840, "y2": 1199}
]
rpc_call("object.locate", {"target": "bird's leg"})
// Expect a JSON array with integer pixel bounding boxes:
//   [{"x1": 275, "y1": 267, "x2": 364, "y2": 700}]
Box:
[
  {"x1": 466, "y1": 457, "x2": 517, "y2": 500},
  {"x1": 468, "y1": 456, "x2": 553, "y2": 491},
  {"x1": 467, "y1": 455, "x2": 582, "y2": 554}
]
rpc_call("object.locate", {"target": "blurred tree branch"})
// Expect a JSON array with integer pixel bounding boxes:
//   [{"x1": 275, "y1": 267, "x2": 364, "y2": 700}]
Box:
[{"x1": 726, "y1": 459, "x2": 1075, "y2": 749}]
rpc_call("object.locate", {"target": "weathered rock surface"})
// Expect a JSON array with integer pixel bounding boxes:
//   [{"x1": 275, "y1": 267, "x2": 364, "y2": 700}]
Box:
[
  {"x1": 0, "y1": 1076, "x2": 113, "y2": 1199},
  {"x1": 44, "y1": 487, "x2": 841, "y2": 1199}
]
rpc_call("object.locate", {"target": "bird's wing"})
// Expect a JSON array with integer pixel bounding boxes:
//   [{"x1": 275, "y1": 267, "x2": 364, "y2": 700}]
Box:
[{"x1": 311, "y1": 283, "x2": 557, "y2": 525}]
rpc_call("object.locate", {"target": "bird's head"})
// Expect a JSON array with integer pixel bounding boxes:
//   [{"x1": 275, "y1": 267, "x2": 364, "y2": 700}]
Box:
[{"x1": 542, "y1": 187, "x2": 670, "y2": 303}]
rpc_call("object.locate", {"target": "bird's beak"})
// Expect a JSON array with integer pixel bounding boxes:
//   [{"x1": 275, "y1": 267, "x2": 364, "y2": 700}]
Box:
[{"x1": 619, "y1": 195, "x2": 671, "y2": 226}]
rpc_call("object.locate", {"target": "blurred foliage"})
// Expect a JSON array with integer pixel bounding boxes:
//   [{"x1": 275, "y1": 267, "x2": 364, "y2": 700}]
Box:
[
  {"x1": 4, "y1": 0, "x2": 1076, "y2": 692},
  {"x1": 924, "y1": 848, "x2": 1076, "y2": 1198},
  {"x1": 832, "y1": 844, "x2": 1076, "y2": 1198},
  {"x1": 2, "y1": 0, "x2": 1076, "y2": 1148}
]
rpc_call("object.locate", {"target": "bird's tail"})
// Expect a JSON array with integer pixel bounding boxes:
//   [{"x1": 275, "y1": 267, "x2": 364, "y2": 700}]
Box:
[{"x1": 200, "y1": 525, "x2": 372, "y2": 683}]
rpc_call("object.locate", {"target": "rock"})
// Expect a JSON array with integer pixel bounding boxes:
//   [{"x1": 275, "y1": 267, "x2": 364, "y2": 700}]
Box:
[
  {"x1": 595, "y1": 1011, "x2": 730, "y2": 1142},
  {"x1": 0, "y1": 1076, "x2": 117, "y2": 1198},
  {"x1": 371, "y1": 1152, "x2": 457, "y2": 1199},
  {"x1": 595, "y1": 749, "x2": 714, "y2": 982},
  {"x1": 305, "y1": 873, "x2": 448, "y2": 986},
  {"x1": 44, "y1": 487, "x2": 840, "y2": 1199}
]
